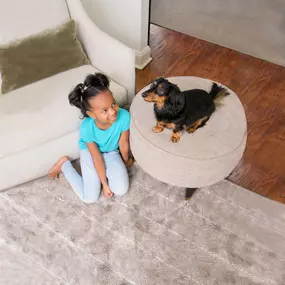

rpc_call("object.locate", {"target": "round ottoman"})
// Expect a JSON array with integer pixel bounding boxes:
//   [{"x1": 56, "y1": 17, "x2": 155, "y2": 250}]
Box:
[{"x1": 130, "y1": 76, "x2": 247, "y2": 191}]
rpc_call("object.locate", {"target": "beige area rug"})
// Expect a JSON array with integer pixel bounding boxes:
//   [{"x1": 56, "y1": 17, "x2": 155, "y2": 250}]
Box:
[{"x1": 1, "y1": 163, "x2": 285, "y2": 285}]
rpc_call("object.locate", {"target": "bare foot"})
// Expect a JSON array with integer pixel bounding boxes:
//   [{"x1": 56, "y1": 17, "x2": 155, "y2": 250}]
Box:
[{"x1": 48, "y1": 156, "x2": 69, "y2": 179}]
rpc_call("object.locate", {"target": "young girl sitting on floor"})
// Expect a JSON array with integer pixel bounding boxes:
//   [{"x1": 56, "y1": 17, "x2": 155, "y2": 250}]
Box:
[{"x1": 48, "y1": 73, "x2": 133, "y2": 203}]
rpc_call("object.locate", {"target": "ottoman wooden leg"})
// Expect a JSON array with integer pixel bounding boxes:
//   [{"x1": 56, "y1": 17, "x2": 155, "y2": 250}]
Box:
[{"x1": 185, "y1": 188, "x2": 197, "y2": 200}]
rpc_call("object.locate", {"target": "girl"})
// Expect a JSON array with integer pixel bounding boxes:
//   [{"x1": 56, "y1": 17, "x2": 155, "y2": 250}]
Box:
[{"x1": 48, "y1": 73, "x2": 133, "y2": 203}]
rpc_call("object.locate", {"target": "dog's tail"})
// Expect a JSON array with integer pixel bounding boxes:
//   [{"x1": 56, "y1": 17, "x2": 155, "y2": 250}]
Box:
[{"x1": 209, "y1": 83, "x2": 230, "y2": 107}]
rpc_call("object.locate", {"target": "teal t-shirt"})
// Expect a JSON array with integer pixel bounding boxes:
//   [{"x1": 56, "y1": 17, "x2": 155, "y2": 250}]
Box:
[{"x1": 79, "y1": 108, "x2": 131, "y2": 152}]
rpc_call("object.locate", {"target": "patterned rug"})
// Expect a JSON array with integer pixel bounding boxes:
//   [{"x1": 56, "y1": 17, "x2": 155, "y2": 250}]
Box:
[{"x1": 1, "y1": 164, "x2": 285, "y2": 285}]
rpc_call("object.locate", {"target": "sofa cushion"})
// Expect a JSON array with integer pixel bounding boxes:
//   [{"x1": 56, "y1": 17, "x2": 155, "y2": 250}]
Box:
[
  {"x1": 0, "y1": 65, "x2": 128, "y2": 159},
  {"x1": 0, "y1": 0, "x2": 70, "y2": 96},
  {"x1": 0, "y1": 20, "x2": 90, "y2": 94}
]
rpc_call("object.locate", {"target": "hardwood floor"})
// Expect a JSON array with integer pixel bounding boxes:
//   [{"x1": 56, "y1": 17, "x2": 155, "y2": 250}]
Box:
[{"x1": 136, "y1": 24, "x2": 285, "y2": 204}]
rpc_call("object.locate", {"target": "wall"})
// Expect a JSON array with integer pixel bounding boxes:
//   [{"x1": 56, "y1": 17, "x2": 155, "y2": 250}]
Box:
[
  {"x1": 82, "y1": 0, "x2": 152, "y2": 69},
  {"x1": 151, "y1": 0, "x2": 285, "y2": 67}
]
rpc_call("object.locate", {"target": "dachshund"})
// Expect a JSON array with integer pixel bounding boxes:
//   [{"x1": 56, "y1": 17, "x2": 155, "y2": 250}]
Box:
[{"x1": 141, "y1": 78, "x2": 230, "y2": 143}]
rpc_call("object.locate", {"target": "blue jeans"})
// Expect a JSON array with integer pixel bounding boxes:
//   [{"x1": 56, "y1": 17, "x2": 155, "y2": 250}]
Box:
[{"x1": 61, "y1": 150, "x2": 129, "y2": 203}]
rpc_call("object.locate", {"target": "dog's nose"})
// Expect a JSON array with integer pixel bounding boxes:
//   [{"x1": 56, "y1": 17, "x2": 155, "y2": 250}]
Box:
[{"x1": 142, "y1": 91, "x2": 148, "y2": 98}]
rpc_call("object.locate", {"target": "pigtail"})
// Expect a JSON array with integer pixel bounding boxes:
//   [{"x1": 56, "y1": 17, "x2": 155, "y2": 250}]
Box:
[
  {"x1": 68, "y1": 83, "x2": 84, "y2": 109},
  {"x1": 84, "y1": 73, "x2": 110, "y2": 88}
]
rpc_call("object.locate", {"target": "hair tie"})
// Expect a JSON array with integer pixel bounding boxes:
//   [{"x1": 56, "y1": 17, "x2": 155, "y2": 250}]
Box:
[{"x1": 80, "y1": 84, "x2": 91, "y2": 94}]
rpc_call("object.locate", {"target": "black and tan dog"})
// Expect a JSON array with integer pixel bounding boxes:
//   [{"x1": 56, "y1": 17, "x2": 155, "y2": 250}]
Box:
[{"x1": 142, "y1": 78, "x2": 230, "y2": 143}]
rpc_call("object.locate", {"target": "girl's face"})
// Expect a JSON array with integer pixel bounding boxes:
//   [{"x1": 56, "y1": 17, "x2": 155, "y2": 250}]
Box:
[{"x1": 86, "y1": 90, "x2": 119, "y2": 126}]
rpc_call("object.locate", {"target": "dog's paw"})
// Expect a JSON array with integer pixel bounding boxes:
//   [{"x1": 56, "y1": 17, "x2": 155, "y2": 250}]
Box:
[
  {"x1": 186, "y1": 127, "x2": 196, "y2": 134},
  {"x1": 152, "y1": 126, "x2": 164, "y2": 133},
  {"x1": 171, "y1": 135, "x2": 180, "y2": 143}
]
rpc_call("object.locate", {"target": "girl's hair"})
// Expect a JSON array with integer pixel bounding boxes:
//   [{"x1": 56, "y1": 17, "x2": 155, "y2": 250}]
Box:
[{"x1": 68, "y1": 73, "x2": 110, "y2": 118}]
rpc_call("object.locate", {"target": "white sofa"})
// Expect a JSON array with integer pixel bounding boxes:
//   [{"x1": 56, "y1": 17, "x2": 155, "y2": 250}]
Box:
[{"x1": 0, "y1": 0, "x2": 136, "y2": 191}]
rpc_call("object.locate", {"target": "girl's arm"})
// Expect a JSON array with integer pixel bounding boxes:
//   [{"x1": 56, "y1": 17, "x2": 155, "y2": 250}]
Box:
[
  {"x1": 119, "y1": 130, "x2": 134, "y2": 167},
  {"x1": 119, "y1": 130, "x2": 130, "y2": 163},
  {"x1": 86, "y1": 142, "x2": 113, "y2": 197}
]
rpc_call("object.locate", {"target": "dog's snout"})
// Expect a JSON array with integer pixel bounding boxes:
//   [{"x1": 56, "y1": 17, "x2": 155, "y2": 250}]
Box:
[{"x1": 142, "y1": 91, "x2": 148, "y2": 98}]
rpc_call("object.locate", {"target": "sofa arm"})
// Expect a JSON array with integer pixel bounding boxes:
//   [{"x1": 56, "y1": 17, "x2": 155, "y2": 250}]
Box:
[{"x1": 66, "y1": 0, "x2": 136, "y2": 103}]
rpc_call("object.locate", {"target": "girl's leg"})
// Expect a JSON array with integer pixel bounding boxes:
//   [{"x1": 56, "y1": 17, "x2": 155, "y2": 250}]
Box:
[
  {"x1": 61, "y1": 150, "x2": 101, "y2": 203},
  {"x1": 104, "y1": 151, "x2": 129, "y2": 196}
]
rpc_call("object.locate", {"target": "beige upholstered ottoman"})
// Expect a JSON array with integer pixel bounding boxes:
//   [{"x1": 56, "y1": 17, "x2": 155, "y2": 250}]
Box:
[{"x1": 130, "y1": 76, "x2": 247, "y2": 198}]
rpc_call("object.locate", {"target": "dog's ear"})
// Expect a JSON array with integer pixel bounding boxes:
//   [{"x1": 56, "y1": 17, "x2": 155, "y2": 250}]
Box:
[
  {"x1": 151, "y1": 77, "x2": 167, "y2": 89},
  {"x1": 156, "y1": 81, "x2": 169, "y2": 96},
  {"x1": 159, "y1": 81, "x2": 173, "y2": 95},
  {"x1": 168, "y1": 88, "x2": 184, "y2": 112}
]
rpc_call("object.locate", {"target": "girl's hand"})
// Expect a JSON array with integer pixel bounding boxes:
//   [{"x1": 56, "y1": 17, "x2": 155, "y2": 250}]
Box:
[
  {"x1": 125, "y1": 157, "x2": 135, "y2": 168},
  {"x1": 103, "y1": 185, "x2": 114, "y2": 198}
]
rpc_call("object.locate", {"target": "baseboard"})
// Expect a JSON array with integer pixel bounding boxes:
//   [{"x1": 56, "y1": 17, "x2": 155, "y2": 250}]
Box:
[{"x1": 135, "y1": 46, "x2": 153, "y2": 70}]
